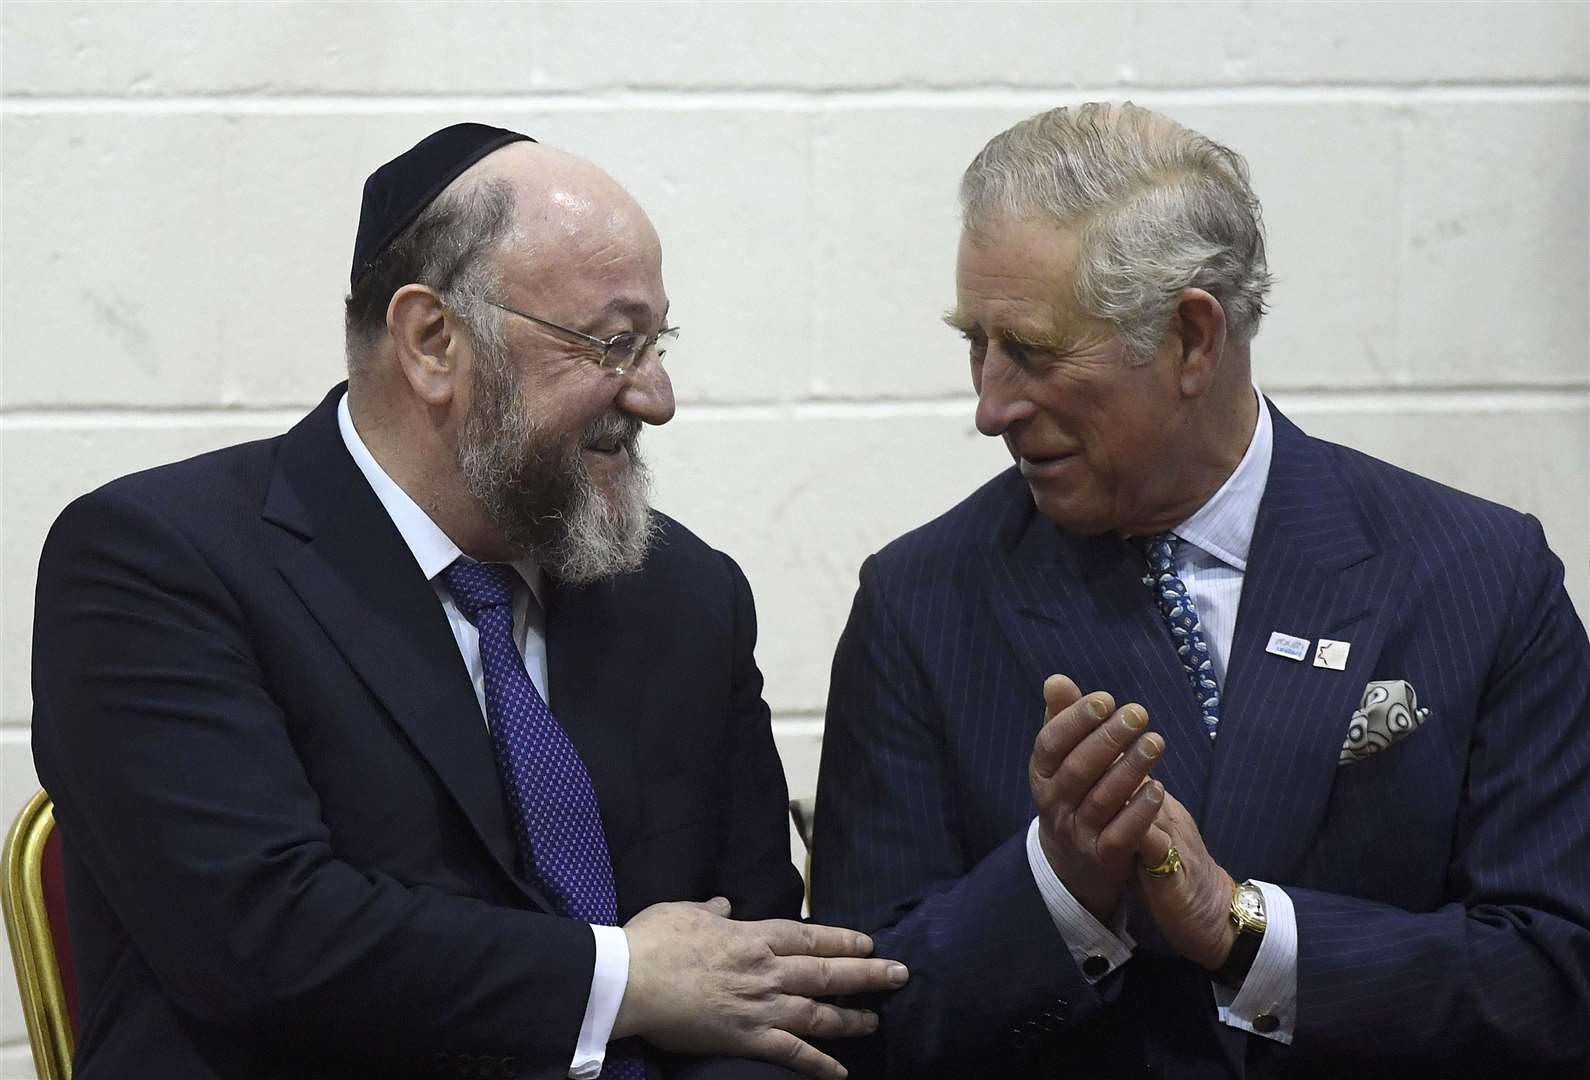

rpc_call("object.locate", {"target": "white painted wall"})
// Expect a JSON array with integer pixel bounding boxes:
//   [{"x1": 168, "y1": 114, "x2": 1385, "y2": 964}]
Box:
[{"x1": 2, "y1": 2, "x2": 1586, "y2": 1073}]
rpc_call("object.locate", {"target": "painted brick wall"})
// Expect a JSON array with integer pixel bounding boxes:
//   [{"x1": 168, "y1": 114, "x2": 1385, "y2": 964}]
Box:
[{"x1": 2, "y1": 2, "x2": 1586, "y2": 1073}]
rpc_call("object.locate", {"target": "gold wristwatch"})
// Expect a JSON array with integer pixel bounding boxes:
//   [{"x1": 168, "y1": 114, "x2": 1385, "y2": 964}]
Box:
[{"x1": 1214, "y1": 881, "x2": 1266, "y2": 987}]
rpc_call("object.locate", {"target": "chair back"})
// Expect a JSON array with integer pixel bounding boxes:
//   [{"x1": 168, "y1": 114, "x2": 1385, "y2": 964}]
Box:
[{"x1": 3, "y1": 790, "x2": 77, "y2": 1079}]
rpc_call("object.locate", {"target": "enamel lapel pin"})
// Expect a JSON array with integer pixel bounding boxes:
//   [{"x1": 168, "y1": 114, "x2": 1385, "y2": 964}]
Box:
[
  {"x1": 1266, "y1": 631, "x2": 1311, "y2": 662},
  {"x1": 1313, "y1": 638, "x2": 1351, "y2": 671}
]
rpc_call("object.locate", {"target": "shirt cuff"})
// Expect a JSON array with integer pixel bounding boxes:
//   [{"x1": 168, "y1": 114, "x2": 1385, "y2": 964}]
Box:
[
  {"x1": 1024, "y1": 817, "x2": 1135, "y2": 982},
  {"x1": 569, "y1": 923, "x2": 630, "y2": 1078},
  {"x1": 1213, "y1": 880, "x2": 1297, "y2": 1045}
]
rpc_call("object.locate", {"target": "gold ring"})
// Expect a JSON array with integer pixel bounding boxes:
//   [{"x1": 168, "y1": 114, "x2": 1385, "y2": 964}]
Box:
[{"x1": 1144, "y1": 844, "x2": 1182, "y2": 878}]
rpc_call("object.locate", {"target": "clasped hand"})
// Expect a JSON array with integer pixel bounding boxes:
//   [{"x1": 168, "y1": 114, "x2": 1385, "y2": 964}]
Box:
[
  {"x1": 616, "y1": 897, "x2": 909, "y2": 1080},
  {"x1": 1029, "y1": 674, "x2": 1237, "y2": 972}
]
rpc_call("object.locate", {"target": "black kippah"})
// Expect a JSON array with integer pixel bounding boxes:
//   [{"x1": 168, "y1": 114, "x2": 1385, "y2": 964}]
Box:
[{"x1": 350, "y1": 123, "x2": 535, "y2": 290}]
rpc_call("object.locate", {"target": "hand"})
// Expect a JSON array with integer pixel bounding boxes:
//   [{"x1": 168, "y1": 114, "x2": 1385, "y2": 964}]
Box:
[
  {"x1": 1134, "y1": 790, "x2": 1238, "y2": 971},
  {"x1": 615, "y1": 897, "x2": 910, "y2": 1080},
  {"x1": 1029, "y1": 674, "x2": 1167, "y2": 923}
]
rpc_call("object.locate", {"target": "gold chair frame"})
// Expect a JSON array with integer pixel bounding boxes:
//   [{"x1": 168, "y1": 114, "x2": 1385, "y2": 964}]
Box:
[{"x1": 2, "y1": 790, "x2": 74, "y2": 1080}]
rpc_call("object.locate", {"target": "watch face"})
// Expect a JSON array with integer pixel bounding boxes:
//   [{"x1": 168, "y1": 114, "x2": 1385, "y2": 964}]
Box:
[{"x1": 1234, "y1": 886, "x2": 1266, "y2": 928}]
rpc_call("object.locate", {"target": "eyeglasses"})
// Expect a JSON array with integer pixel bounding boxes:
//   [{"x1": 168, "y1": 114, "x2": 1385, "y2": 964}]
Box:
[{"x1": 486, "y1": 300, "x2": 678, "y2": 376}]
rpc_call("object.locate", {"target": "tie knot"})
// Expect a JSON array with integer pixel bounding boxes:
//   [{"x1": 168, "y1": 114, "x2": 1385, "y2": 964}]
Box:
[
  {"x1": 442, "y1": 559, "x2": 518, "y2": 621},
  {"x1": 1138, "y1": 532, "x2": 1178, "y2": 562}
]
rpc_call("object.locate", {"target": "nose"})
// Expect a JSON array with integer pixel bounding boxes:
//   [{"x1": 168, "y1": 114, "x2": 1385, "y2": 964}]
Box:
[
  {"x1": 973, "y1": 348, "x2": 1036, "y2": 438},
  {"x1": 616, "y1": 353, "x2": 676, "y2": 426}
]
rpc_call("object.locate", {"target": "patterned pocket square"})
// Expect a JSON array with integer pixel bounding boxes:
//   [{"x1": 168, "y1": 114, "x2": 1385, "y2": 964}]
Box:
[{"x1": 1340, "y1": 680, "x2": 1430, "y2": 765}]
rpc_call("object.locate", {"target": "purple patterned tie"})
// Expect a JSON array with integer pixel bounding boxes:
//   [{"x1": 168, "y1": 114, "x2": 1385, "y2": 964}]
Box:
[{"x1": 442, "y1": 560, "x2": 642, "y2": 1080}]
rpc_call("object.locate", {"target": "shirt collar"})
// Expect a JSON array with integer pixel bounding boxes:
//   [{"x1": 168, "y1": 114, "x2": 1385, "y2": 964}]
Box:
[
  {"x1": 336, "y1": 390, "x2": 543, "y2": 603},
  {"x1": 1171, "y1": 386, "x2": 1272, "y2": 573}
]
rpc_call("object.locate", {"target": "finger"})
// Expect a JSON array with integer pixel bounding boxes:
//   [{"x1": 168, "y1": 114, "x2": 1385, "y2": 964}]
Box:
[
  {"x1": 1136, "y1": 820, "x2": 1175, "y2": 876},
  {"x1": 1094, "y1": 778, "x2": 1164, "y2": 864},
  {"x1": 776, "y1": 954, "x2": 911, "y2": 997},
  {"x1": 775, "y1": 994, "x2": 880, "y2": 1038},
  {"x1": 764, "y1": 919, "x2": 874, "y2": 957},
  {"x1": 1075, "y1": 731, "x2": 1164, "y2": 835},
  {"x1": 752, "y1": 1029, "x2": 849, "y2": 1080},
  {"x1": 1042, "y1": 674, "x2": 1082, "y2": 721},
  {"x1": 1048, "y1": 702, "x2": 1149, "y2": 806},
  {"x1": 700, "y1": 895, "x2": 732, "y2": 918},
  {"x1": 1031, "y1": 690, "x2": 1118, "y2": 780}
]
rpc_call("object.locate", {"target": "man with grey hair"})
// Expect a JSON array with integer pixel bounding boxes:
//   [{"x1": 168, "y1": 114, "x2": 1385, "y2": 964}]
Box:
[
  {"x1": 812, "y1": 103, "x2": 1590, "y2": 1078},
  {"x1": 33, "y1": 124, "x2": 908, "y2": 1080}
]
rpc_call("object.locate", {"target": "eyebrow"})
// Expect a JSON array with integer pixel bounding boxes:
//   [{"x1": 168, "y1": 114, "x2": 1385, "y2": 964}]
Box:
[
  {"x1": 600, "y1": 296, "x2": 671, "y2": 328},
  {"x1": 942, "y1": 309, "x2": 977, "y2": 335},
  {"x1": 942, "y1": 309, "x2": 1065, "y2": 351}
]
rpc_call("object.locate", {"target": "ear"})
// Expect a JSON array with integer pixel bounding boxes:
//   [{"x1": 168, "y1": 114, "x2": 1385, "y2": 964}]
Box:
[
  {"x1": 1167, "y1": 288, "x2": 1227, "y2": 398},
  {"x1": 387, "y1": 284, "x2": 464, "y2": 407}
]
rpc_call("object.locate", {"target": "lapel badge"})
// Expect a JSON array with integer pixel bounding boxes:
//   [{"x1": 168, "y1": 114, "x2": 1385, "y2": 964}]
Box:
[
  {"x1": 1313, "y1": 638, "x2": 1351, "y2": 671},
  {"x1": 1265, "y1": 631, "x2": 1311, "y2": 662}
]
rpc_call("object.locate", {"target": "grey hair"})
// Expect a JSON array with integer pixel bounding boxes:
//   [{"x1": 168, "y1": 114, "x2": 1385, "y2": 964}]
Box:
[
  {"x1": 343, "y1": 176, "x2": 517, "y2": 372},
  {"x1": 960, "y1": 102, "x2": 1273, "y2": 363}
]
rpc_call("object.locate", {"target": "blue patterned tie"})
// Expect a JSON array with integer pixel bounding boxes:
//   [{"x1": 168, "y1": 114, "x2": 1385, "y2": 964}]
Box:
[
  {"x1": 442, "y1": 560, "x2": 642, "y2": 1080},
  {"x1": 1139, "y1": 534, "x2": 1222, "y2": 740}
]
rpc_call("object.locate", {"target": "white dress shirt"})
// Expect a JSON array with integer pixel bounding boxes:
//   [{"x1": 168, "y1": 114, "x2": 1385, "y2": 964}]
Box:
[
  {"x1": 1024, "y1": 387, "x2": 1299, "y2": 1043},
  {"x1": 337, "y1": 392, "x2": 627, "y2": 1078}
]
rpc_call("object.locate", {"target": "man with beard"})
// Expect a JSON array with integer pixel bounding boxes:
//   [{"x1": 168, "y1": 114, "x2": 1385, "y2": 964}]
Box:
[
  {"x1": 30, "y1": 124, "x2": 907, "y2": 1080},
  {"x1": 811, "y1": 103, "x2": 1590, "y2": 1079}
]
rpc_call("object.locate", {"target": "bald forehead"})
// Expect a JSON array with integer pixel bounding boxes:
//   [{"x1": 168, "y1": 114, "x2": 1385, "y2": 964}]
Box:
[
  {"x1": 438, "y1": 140, "x2": 665, "y2": 325},
  {"x1": 447, "y1": 141, "x2": 653, "y2": 249}
]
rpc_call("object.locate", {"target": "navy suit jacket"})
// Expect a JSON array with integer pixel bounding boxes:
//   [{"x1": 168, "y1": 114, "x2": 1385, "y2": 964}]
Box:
[
  {"x1": 31, "y1": 385, "x2": 804, "y2": 1080},
  {"x1": 812, "y1": 405, "x2": 1590, "y2": 1079}
]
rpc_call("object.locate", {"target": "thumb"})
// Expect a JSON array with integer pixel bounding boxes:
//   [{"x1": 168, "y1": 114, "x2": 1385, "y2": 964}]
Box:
[{"x1": 702, "y1": 895, "x2": 733, "y2": 918}]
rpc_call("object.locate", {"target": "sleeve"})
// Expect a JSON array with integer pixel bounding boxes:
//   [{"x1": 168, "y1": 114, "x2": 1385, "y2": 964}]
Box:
[
  {"x1": 650, "y1": 554, "x2": 805, "y2": 1080},
  {"x1": 1287, "y1": 517, "x2": 1590, "y2": 1073},
  {"x1": 708, "y1": 552, "x2": 805, "y2": 921},
  {"x1": 1025, "y1": 817, "x2": 1135, "y2": 982},
  {"x1": 570, "y1": 925, "x2": 629, "y2": 1078},
  {"x1": 30, "y1": 488, "x2": 596, "y2": 1077},
  {"x1": 1214, "y1": 880, "x2": 1296, "y2": 1043},
  {"x1": 810, "y1": 557, "x2": 1113, "y2": 1077}
]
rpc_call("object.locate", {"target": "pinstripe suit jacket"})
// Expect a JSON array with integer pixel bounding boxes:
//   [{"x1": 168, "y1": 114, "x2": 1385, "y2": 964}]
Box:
[{"x1": 811, "y1": 406, "x2": 1590, "y2": 1079}]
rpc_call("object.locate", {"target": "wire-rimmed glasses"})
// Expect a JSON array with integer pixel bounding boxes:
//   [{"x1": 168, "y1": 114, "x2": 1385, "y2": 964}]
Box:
[{"x1": 487, "y1": 300, "x2": 678, "y2": 376}]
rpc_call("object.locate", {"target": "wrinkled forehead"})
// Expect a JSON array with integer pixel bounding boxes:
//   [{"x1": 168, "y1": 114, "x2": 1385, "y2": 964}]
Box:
[{"x1": 955, "y1": 219, "x2": 1086, "y2": 318}]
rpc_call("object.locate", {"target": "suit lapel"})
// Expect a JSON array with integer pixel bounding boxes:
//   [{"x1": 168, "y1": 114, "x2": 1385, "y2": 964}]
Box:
[
  {"x1": 263, "y1": 386, "x2": 551, "y2": 910},
  {"x1": 1201, "y1": 408, "x2": 1411, "y2": 880},
  {"x1": 981, "y1": 478, "x2": 1217, "y2": 818}
]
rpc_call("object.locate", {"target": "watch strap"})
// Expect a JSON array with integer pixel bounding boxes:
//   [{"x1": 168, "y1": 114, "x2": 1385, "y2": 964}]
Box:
[
  {"x1": 1215, "y1": 924, "x2": 1262, "y2": 987},
  {"x1": 1215, "y1": 882, "x2": 1266, "y2": 988}
]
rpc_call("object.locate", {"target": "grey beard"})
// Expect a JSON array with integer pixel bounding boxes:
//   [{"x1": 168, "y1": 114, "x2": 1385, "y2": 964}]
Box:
[
  {"x1": 459, "y1": 384, "x2": 659, "y2": 585},
  {"x1": 535, "y1": 425, "x2": 660, "y2": 585}
]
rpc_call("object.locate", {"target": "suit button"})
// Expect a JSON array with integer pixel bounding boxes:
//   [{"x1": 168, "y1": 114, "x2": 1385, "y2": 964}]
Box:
[
  {"x1": 1082, "y1": 954, "x2": 1110, "y2": 978},
  {"x1": 1254, "y1": 1013, "x2": 1280, "y2": 1034}
]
